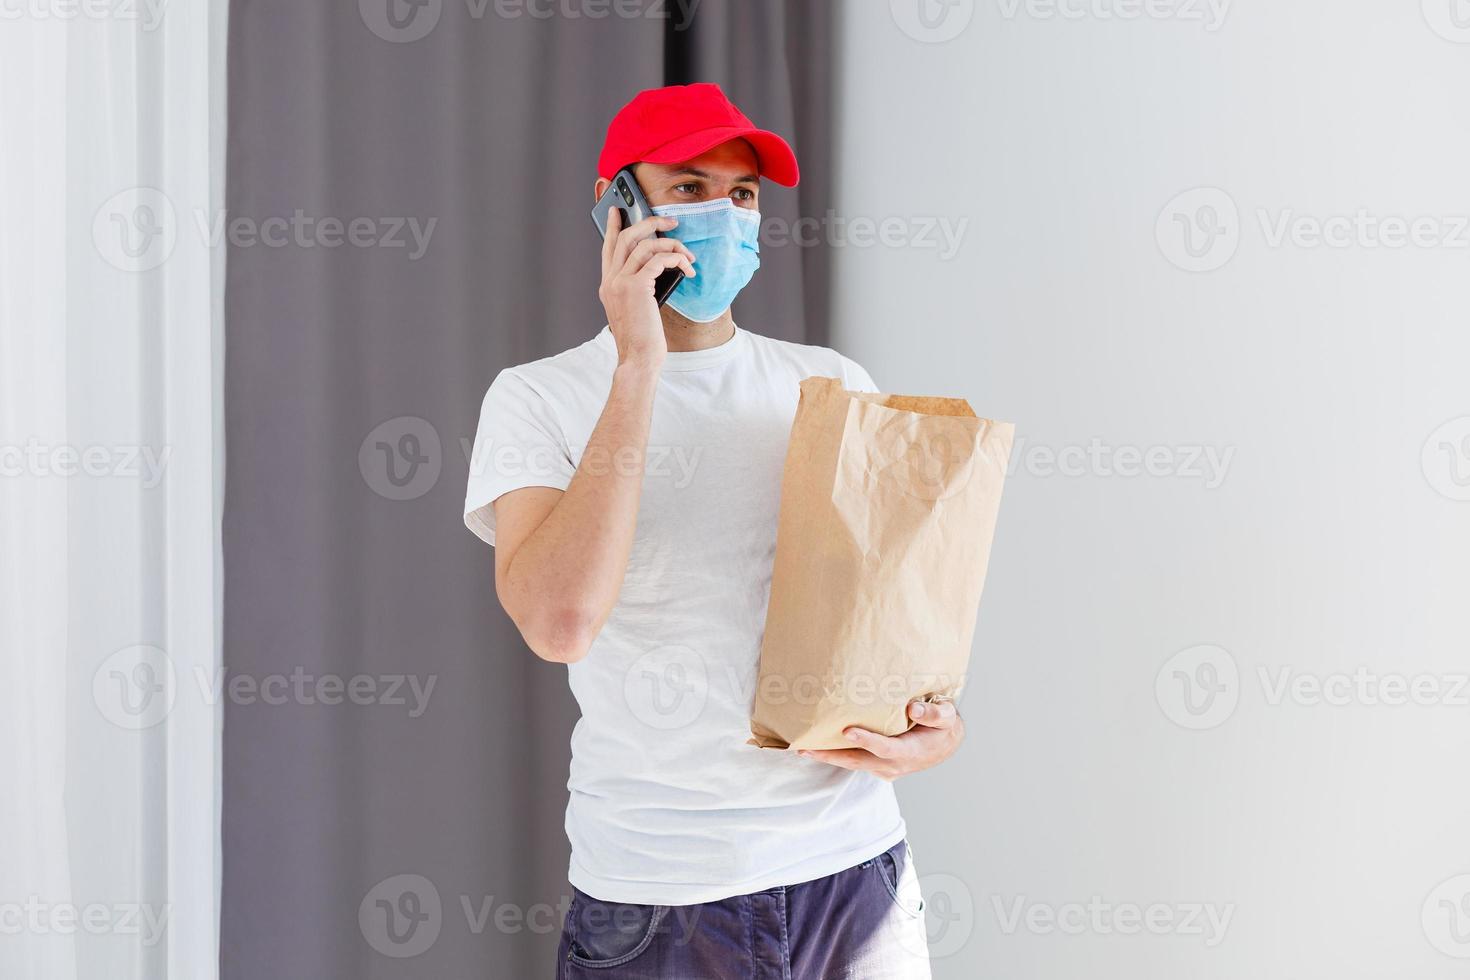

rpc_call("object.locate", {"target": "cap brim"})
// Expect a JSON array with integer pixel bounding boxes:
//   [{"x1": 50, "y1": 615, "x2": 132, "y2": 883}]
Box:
[{"x1": 639, "y1": 126, "x2": 800, "y2": 187}]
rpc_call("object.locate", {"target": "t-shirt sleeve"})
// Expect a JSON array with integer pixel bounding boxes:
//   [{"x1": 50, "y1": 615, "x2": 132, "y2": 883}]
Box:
[
  {"x1": 839, "y1": 354, "x2": 880, "y2": 394},
  {"x1": 463, "y1": 369, "x2": 576, "y2": 546}
]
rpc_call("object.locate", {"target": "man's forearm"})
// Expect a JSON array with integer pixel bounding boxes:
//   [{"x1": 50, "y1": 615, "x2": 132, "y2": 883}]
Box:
[{"x1": 497, "y1": 357, "x2": 661, "y2": 661}]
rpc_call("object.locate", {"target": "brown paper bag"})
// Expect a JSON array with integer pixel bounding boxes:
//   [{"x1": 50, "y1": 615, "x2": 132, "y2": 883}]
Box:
[{"x1": 748, "y1": 377, "x2": 1014, "y2": 751}]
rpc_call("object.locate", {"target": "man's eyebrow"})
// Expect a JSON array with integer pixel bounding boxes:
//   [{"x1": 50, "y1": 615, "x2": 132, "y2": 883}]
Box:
[{"x1": 668, "y1": 167, "x2": 760, "y2": 184}]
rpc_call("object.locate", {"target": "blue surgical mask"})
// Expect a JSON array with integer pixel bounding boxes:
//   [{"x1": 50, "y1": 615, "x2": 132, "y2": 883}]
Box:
[{"x1": 650, "y1": 199, "x2": 761, "y2": 323}]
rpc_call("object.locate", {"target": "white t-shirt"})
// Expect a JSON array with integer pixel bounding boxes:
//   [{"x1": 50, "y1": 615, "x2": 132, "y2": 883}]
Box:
[{"x1": 463, "y1": 325, "x2": 907, "y2": 906}]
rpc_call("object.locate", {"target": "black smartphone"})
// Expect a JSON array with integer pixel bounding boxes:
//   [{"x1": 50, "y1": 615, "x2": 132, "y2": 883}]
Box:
[{"x1": 590, "y1": 167, "x2": 684, "y2": 307}]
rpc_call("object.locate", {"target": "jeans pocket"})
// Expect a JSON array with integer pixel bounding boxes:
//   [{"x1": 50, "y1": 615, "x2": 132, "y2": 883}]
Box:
[
  {"x1": 565, "y1": 890, "x2": 668, "y2": 969},
  {"x1": 875, "y1": 844, "x2": 926, "y2": 919}
]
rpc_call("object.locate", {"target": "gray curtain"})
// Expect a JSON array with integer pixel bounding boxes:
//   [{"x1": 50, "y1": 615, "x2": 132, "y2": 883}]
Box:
[{"x1": 221, "y1": 1, "x2": 837, "y2": 976}]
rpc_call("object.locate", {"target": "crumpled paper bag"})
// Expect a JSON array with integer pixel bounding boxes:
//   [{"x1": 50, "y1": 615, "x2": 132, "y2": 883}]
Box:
[{"x1": 749, "y1": 377, "x2": 1014, "y2": 751}]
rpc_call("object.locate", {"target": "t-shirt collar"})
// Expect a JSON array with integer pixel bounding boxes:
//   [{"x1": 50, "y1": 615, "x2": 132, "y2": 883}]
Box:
[{"x1": 596, "y1": 324, "x2": 746, "y2": 372}]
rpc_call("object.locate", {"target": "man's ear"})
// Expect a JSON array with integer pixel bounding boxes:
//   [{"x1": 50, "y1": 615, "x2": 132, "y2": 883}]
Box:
[{"x1": 593, "y1": 177, "x2": 610, "y2": 203}]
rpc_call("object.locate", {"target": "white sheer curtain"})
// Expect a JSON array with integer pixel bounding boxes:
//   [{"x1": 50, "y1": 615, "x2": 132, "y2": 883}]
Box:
[{"x1": 0, "y1": 3, "x2": 227, "y2": 979}]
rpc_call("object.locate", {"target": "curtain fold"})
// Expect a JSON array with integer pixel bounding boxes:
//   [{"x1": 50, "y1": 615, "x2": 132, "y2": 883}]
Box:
[{"x1": 0, "y1": 4, "x2": 228, "y2": 980}]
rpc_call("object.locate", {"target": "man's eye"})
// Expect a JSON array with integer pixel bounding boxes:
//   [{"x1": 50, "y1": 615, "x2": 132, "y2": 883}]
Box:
[
  {"x1": 733, "y1": 188, "x2": 755, "y2": 201},
  {"x1": 674, "y1": 183, "x2": 699, "y2": 194}
]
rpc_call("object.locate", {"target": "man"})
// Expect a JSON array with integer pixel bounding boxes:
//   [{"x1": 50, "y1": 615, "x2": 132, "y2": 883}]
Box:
[{"x1": 464, "y1": 83, "x2": 962, "y2": 978}]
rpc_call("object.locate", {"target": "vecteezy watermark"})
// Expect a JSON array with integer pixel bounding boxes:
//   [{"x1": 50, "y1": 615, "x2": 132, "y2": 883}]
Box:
[
  {"x1": 460, "y1": 893, "x2": 572, "y2": 939},
  {"x1": 358, "y1": 0, "x2": 700, "y2": 43},
  {"x1": 358, "y1": 876, "x2": 703, "y2": 958},
  {"x1": 1423, "y1": 874, "x2": 1470, "y2": 958},
  {"x1": 0, "y1": 440, "x2": 171, "y2": 488},
  {"x1": 0, "y1": 0, "x2": 168, "y2": 29},
  {"x1": 1157, "y1": 645, "x2": 1470, "y2": 730},
  {"x1": 92, "y1": 646, "x2": 438, "y2": 729},
  {"x1": 1257, "y1": 209, "x2": 1470, "y2": 251},
  {"x1": 995, "y1": 0, "x2": 1230, "y2": 30},
  {"x1": 890, "y1": 0, "x2": 976, "y2": 43},
  {"x1": 92, "y1": 645, "x2": 178, "y2": 731},
  {"x1": 361, "y1": 416, "x2": 443, "y2": 502},
  {"x1": 93, "y1": 187, "x2": 178, "y2": 273},
  {"x1": 1257, "y1": 666, "x2": 1470, "y2": 709},
  {"x1": 1158, "y1": 187, "x2": 1470, "y2": 272},
  {"x1": 460, "y1": 437, "x2": 706, "y2": 491},
  {"x1": 621, "y1": 651, "x2": 961, "y2": 732},
  {"x1": 190, "y1": 667, "x2": 437, "y2": 718},
  {"x1": 93, "y1": 188, "x2": 437, "y2": 273},
  {"x1": 1156, "y1": 644, "x2": 1239, "y2": 730},
  {"x1": 1421, "y1": 0, "x2": 1470, "y2": 43},
  {"x1": 623, "y1": 645, "x2": 710, "y2": 731},
  {"x1": 760, "y1": 213, "x2": 970, "y2": 261},
  {"x1": 992, "y1": 895, "x2": 1235, "y2": 946},
  {"x1": 1010, "y1": 437, "x2": 1235, "y2": 489},
  {"x1": 1156, "y1": 187, "x2": 1240, "y2": 273},
  {"x1": 755, "y1": 671, "x2": 966, "y2": 711},
  {"x1": 1422, "y1": 416, "x2": 1470, "y2": 502},
  {"x1": 360, "y1": 875, "x2": 443, "y2": 959},
  {"x1": 0, "y1": 899, "x2": 170, "y2": 946},
  {"x1": 906, "y1": 871, "x2": 975, "y2": 960},
  {"x1": 870, "y1": 421, "x2": 979, "y2": 502},
  {"x1": 359, "y1": 0, "x2": 442, "y2": 42}
]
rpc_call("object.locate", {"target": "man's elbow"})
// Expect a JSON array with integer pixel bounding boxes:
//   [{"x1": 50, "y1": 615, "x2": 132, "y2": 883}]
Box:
[{"x1": 511, "y1": 605, "x2": 600, "y2": 664}]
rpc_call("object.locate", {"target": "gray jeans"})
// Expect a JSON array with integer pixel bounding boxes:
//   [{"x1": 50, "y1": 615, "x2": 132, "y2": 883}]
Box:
[{"x1": 557, "y1": 839, "x2": 932, "y2": 979}]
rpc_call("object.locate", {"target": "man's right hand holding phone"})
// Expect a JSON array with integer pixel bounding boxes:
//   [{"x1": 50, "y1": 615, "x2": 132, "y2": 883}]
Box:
[
  {"x1": 491, "y1": 208, "x2": 693, "y2": 664},
  {"x1": 597, "y1": 208, "x2": 695, "y2": 368}
]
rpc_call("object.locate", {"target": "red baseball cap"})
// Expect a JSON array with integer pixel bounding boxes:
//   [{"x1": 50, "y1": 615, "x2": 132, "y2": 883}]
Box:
[{"x1": 598, "y1": 83, "x2": 800, "y2": 188}]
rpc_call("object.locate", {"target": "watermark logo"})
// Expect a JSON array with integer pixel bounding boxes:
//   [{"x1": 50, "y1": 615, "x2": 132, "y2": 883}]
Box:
[
  {"x1": 1155, "y1": 644, "x2": 1239, "y2": 730},
  {"x1": 360, "y1": 0, "x2": 442, "y2": 42},
  {"x1": 461, "y1": 893, "x2": 571, "y2": 937},
  {"x1": 360, "y1": 416, "x2": 442, "y2": 501},
  {"x1": 872, "y1": 420, "x2": 977, "y2": 502},
  {"x1": 623, "y1": 645, "x2": 708, "y2": 730},
  {"x1": 1156, "y1": 187, "x2": 1239, "y2": 272},
  {"x1": 995, "y1": 0, "x2": 1230, "y2": 30},
  {"x1": 93, "y1": 188, "x2": 437, "y2": 271},
  {"x1": 1422, "y1": 0, "x2": 1470, "y2": 43},
  {"x1": 461, "y1": 437, "x2": 702, "y2": 489},
  {"x1": 0, "y1": 440, "x2": 171, "y2": 487},
  {"x1": 92, "y1": 645, "x2": 178, "y2": 731},
  {"x1": 1257, "y1": 666, "x2": 1470, "y2": 708},
  {"x1": 904, "y1": 871, "x2": 975, "y2": 960},
  {"x1": 93, "y1": 187, "x2": 178, "y2": 273},
  {"x1": 760, "y1": 212, "x2": 969, "y2": 260},
  {"x1": 361, "y1": 0, "x2": 700, "y2": 42},
  {"x1": 360, "y1": 874, "x2": 443, "y2": 958},
  {"x1": 1422, "y1": 416, "x2": 1470, "y2": 501},
  {"x1": 1161, "y1": 188, "x2": 1470, "y2": 272},
  {"x1": 0, "y1": 899, "x2": 170, "y2": 945},
  {"x1": 192, "y1": 667, "x2": 437, "y2": 717},
  {"x1": 1257, "y1": 209, "x2": 1470, "y2": 250},
  {"x1": 0, "y1": 0, "x2": 169, "y2": 29},
  {"x1": 891, "y1": 0, "x2": 975, "y2": 43},
  {"x1": 993, "y1": 895, "x2": 1234, "y2": 946},
  {"x1": 1008, "y1": 437, "x2": 1234, "y2": 488},
  {"x1": 487, "y1": 0, "x2": 701, "y2": 26},
  {"x1": 1160, "y1": 652, "x2": 1469, "y2": 728},
  {"x1": 754, "y1": 670, "x2": 964, "y2": 711},
  {"x1": 1422, "y1": 875, "x2": 1470, "y2": 958},
  {"x1": 92, "y1": 658, "x2": 434, "y2": 723}
]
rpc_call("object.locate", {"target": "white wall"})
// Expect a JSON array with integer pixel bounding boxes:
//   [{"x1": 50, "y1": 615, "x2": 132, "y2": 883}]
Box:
[{"x1": 831, "y1": 3, "x2": 1470, "y2": 978}]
